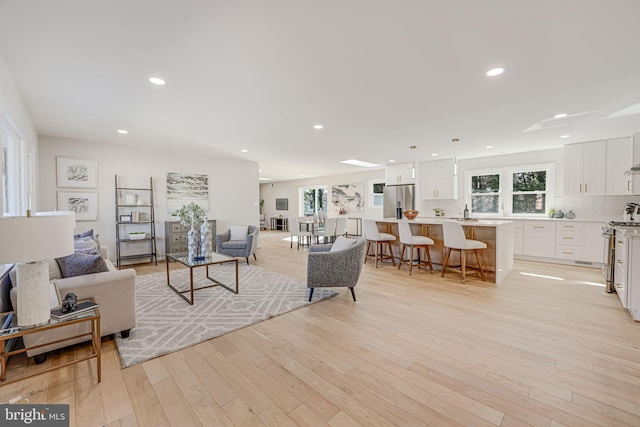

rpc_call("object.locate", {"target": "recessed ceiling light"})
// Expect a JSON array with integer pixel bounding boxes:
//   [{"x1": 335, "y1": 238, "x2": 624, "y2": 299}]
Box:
[
  {"x1": 389, "y1": 160, "x2": 395, "y2": 163},
  {"x1": 117, "y1": 129, "x2": 128, "y2": 134},
  {"x1": 340, "y1": 159, "x2": 380, "y2": 168},
  {"x1": 486, "y1": 145, "x2": 494, "y2": 149},
  {"x1": 554, "y1": 113, "x2": 568, "y2": 119},
  {"x1": 313, "y1": 124, "x2": 323, "y2": 130},
  {"x1": 431, "y1": 153, "x2": 439, "y2": 157},
  {"x1": 486, "y1": 67, "x2": 504, "y2": 77},
  {"x1": 149, "y1": 77, "x2": 166, "y2": 85},
  {"x1": 259, "y1": 177, "x2": 271, "y2": 181},
  {"x1": 560, "y1": 134, "x2": 571, "y2": 138},
  {"x1": 240, "y1": 149, "x2": 248, "y2": 153}
]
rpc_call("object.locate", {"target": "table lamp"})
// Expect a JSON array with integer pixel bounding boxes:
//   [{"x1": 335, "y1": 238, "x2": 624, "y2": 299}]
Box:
[{"x1": 0, "y1": 211, "x2": 75, "y2": 326}]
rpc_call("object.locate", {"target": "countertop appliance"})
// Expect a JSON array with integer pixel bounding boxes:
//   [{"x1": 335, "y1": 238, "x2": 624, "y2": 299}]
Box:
[{"x1": 383, "y1": 184, "x2": 415, "y2": 219}]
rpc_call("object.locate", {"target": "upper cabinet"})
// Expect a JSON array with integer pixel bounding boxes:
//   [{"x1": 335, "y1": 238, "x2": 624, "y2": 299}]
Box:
[
  {"x1": 385, "y1": 162, "x2": 415, "y2": 185},
  {"x1": 605, "y1": 137, "x2": 633, "y2": 196},
  {"x1": 564, "y1": 140, "x2": 606, "y2": 196},
  {"x1": 419, "y1": 159, "x2": 457, "y2": 200}
]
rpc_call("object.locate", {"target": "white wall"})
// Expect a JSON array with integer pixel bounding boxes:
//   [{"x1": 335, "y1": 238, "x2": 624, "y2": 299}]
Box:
[
  {"x1": 38, "y1": 136, "x2": 259, "y2": 261},
  {"x1": 0, "y1": 51, "x2": 39, "y2": 209},
  {"x1": 260, "y1": 169, "x2": 386, "y2": 234}
]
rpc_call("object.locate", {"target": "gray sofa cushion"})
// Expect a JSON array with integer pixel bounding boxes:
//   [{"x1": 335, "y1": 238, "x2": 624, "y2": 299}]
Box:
[{"x1": 56, "y1": 252, "x2": 109, "y2": 278}]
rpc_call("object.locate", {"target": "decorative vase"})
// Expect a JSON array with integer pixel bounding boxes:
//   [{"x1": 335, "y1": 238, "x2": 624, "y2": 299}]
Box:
[
  {"x1": 565, "y1": 210, "x2": 576, "y2": 219},
  {"x1": 200, "y1": 217, "x2": 210, "y2": 258},
  {"x1": 187, "y1": 224, "x2": 200, "y2": 261}
]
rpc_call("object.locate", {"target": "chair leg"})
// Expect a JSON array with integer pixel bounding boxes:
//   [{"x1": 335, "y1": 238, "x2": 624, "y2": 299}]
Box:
[
  {"x1": 253, "y1": 253, "x2": 257, "y2": 261},
  {"x1": 409, "y1": 245, "x2": 414, "y2": 275},
  {"x1": 308, "y1": 288, "x2": 314, "y2": 302},
  {"x1": 425, "y1": 246, "x2": 433, "y2": 273},
  {"x1": 387, "y1": 241, "x2": 395, "y2": 266},
  {"x1": 364, "y1": 241, "x2": 371, "y2": 264},
  {"x1": 374, "y1": 241, "x2": 380, "y2": 268},
  {"x1": 245, "y1": 257, "x2": 250, "y2": 265},
  {"x1": 398, "y1": 245, "x2": 406, "y2": 270},
  {"x1": 349, "y1": 287, "x2": 356, "y2": 302},
  {"x1": 461, "y1": 249, "x2": 466, "y2": 283},
  {"x1": 441, "y1": 248, "x2": 451, "y2": 277},
  {"x1": 474, "y1": 249, "x2": 486, "y2": 281}
]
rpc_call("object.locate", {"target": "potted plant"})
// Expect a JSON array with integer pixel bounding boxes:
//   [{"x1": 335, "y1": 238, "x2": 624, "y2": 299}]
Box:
[
  {"x1": 547, "y1": 208, "x2": 556, "y2": 218},
  {"x1": 128, "y1": 231, "x2": 146, "y2": 240},
  {"x1": 176, "y1": 202, "x2": 205, "y2": 227}
]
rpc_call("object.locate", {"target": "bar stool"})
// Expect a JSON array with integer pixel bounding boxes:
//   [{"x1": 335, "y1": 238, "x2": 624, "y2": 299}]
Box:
[
  {"x1": 397, "y1": 220, "x2": 434, "y2": 275},
  {"x1": 441, "y1": 221, "x2": 486, "y2": 283},
  {"x1": 363, "y1": 219, "x2": 396, "y2": 267}
]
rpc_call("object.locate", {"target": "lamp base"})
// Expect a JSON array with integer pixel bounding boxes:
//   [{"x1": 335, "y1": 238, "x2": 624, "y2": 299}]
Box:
[{"x1": 16, "y1": 261, "x2": 51, "y2": 327}]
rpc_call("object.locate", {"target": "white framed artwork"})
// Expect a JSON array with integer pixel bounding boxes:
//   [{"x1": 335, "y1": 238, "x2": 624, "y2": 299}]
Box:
[
  {"x1": 332, "y1": 183, "x2": 365, "y2": 212},
  {"x1": 56, "y1": 156, "x2": 98, "y2": 189},
  {"x1": 166, "y1": 172, "x2": 209, "y2": 215},
  {"x1": 57, "y1": 190, "x2": 99, "y2": 221}
]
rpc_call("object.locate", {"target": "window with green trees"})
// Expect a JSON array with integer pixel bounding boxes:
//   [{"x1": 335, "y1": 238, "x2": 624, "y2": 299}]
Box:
[{"x1": 301, "y1": 186, "x2": 327, "y2": 216}]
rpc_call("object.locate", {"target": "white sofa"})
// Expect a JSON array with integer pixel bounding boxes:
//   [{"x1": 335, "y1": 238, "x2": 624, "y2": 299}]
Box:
[{"x1": 7, "y1": 246, "x2": 136, "y2": 361}]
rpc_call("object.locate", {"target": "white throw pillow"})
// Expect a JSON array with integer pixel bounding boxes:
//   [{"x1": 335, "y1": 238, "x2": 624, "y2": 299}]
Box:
[
  {"x1": 229, "y1": 225, "x2": 249, "y2": 241},
  {"x1": 330, "y1": 236, "x2": 357, "y2": 252}
]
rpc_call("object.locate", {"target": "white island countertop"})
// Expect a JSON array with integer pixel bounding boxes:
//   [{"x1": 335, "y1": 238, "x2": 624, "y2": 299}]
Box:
[{"x1": 381, "y1": 217, "x2": 513, "y2": 227}]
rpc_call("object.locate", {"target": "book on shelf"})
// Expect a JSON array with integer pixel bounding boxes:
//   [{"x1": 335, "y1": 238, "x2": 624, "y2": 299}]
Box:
[{"x1": 51, "y1": 301, "x2": 98, "y2": 319}]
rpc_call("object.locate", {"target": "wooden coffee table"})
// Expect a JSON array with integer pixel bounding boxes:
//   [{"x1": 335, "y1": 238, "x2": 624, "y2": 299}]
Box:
[{"x1": 166, "y1": 252, "x2": 239, "y2": 304}]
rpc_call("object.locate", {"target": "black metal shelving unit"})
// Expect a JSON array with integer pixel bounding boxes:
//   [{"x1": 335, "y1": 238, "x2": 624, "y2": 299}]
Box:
[{"x1": 114, "y1": 175, "x2": 157, "y2": 267}]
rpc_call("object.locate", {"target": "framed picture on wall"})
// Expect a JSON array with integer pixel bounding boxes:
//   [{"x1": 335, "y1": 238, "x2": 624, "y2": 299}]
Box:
[
  {"x1": 276, "y1": 198, "x2": 288, "y2": 210},
  {"x1": 57, "y1": 190, "x2": 99, "y2": 221},
  {"x1": 56, "y1": 156, "x2": 98, "y2": 189}
]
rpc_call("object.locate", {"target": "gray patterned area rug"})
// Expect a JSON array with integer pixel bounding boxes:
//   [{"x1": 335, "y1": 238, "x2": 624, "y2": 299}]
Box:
[{"x1": 114, "y1": 264, "x2": 337, "y2": 368}]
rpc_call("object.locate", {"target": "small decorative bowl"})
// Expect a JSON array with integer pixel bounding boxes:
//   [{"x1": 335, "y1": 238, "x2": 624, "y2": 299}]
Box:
[
  {"x1": 129, "y1": 232, "x2": 146, "y2": 240},
  {"x1": 403, "y1": 210, "x2": 419, "y2": 220}
]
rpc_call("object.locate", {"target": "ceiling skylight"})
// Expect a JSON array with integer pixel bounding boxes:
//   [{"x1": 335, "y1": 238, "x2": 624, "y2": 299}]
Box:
[
  {"x1": 117, "y1": 129, "x2": 128, "y2": 134},
  {"x1": 340, "y1": 159, "x2": 380, "y2": 168}
]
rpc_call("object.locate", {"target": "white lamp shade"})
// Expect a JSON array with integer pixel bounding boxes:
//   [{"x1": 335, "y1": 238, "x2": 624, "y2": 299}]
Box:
[{"x1": 0, "y1": 211, "x2": 75, "y2": 263}]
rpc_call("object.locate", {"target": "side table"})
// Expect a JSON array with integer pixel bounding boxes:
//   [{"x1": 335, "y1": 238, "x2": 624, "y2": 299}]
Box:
[{"x1": 0, "y1": 297, "x2": 101, "y2": 384}]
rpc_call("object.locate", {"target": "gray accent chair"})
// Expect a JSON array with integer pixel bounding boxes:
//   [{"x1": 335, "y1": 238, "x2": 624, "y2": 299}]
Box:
[
  {"x1": 216, "y1": 225, "x2": 259, "y2": 264},
  {"x1": 307, "y1": 237, "x2": 367, "y2": 302}
]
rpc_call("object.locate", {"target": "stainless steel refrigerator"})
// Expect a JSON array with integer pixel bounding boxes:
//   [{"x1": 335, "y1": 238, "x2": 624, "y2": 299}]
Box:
[{"x1": 383, "y1": 184, "x2": 415, "y2": 219}]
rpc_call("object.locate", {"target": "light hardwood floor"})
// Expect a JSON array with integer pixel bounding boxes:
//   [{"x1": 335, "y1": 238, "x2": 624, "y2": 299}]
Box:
[{"x1": 1, "y1": 230, "x2": 639, "y2": 426}]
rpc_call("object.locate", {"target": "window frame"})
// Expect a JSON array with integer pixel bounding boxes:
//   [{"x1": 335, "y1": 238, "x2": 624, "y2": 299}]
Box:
[
  {"x1": 368, "y1": 178, "x2": 385, "y2": 209},
  {"x1": 299, "y1": 185, "x2": 328, "y2": 216},
  {"x1": 0, "y1": 108, "x2": 27, "y2": 216},
  {"x1": 465, "y1": 163, "x2": 554, "y2": 217}
]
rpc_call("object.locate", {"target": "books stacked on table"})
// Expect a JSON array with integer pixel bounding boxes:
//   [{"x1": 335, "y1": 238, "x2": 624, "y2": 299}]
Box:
[{"x1": 51, "y1": 301, "x2": 98, "y2": 319}]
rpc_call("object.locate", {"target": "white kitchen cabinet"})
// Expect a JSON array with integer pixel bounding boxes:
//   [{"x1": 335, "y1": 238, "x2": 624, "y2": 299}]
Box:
[
  {"x1": 564, "y1": 140, "x2": 606, "y2": 196},
  {"x1": 627, "y1": 233, "x2": 640, "y2": 321},
  {"x1": 606, "y1": 137, "x2": 634, "y2": 195},
  {"x1": 582, "y1": 222, "x2": 606, "y2": 263},
  {"x1": 633, "y1": 132, "x2": 640, "y2": 195},
  {"x1": 555, "y1": 221, "x2": 582, "y2": 260},
  {"x1": 512, "y1": 220, "x2": 524, "y2": 255},
  {"x1": 419, "y1": 159, "x2": 457, "y2": 200},
  {"x1": 385, "y1": 162, "x2": 415, "y2": 185},
  {"x1": 523, "y1": 221, "x2": 555, "y2": 257}
]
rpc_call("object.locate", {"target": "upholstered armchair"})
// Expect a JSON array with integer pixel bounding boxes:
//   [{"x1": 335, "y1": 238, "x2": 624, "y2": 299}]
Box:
[
  {"x1": 307, "y1": 236, "x2": 367, "y2": 302},
  {"x1": 216, "y1": 225, "x2": 259, "y2": 264}
]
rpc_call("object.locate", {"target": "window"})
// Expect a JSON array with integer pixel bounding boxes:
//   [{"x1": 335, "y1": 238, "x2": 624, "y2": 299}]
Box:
[
  {"x1": 300, "y1": 185, "x2": 327, "y2": 216},
  {"x1": 511, "y1": 169, "x2": 548, "y2": 214},
  {"x1": 368, "y1": 179, "x2": 385, "y2": 208},
  {"x1": 470, "y1": 172, "x2": 500, "y2": 214},
  {"x1": 466, "y1": 164, "x2": 553, "y2": 216},
  {"x1": 0, "y1": 110, "x2": 26, "y2": 216}
]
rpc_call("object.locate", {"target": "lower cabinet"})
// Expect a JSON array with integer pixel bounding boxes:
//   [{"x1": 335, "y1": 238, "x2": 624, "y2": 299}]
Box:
[
  {"x1": 165, "y1": 220, "x2": 216, "y2": 255},
  {"x1": 523, "y1": 221, "x2": 555, "y2": 257}
]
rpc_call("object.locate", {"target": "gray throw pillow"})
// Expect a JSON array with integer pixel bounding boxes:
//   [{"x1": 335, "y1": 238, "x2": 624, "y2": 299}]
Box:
[
  {"x1": 74, "y1": 234, "x2": 101, "y2": 251},
  {"x1": 73, "y1": 229, "x2": 94, "y2": 238},
  {"x1": 56, "y1": 252, "x2": 109, "y2": 278}
]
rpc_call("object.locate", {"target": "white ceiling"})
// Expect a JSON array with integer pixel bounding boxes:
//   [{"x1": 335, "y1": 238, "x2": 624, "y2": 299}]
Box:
[{"x1": 1, "y1": 0, "x2": 640, "y2": 182}]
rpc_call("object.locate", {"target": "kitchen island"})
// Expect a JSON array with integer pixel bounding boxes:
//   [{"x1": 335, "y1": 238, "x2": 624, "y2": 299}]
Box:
[{"x1": 375, "y1": 218, "x2": 514, "y2": 284}]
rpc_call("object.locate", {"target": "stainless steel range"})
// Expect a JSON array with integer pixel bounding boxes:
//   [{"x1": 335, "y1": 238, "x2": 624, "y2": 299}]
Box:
[{"x1": 603, "y1": 220, "x2": 640, "y2": 294}]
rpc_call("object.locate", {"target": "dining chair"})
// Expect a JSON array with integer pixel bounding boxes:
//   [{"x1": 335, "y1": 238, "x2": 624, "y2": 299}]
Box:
[
  {"x1": 397, "y1": 220, "x2": 434, "y2": 274},
  {"x1": 315, "y1": 217, "x2": 337, "y2": 244},
  {"x1": 288, "y1": 217, "x2": 314, "y2": 249},
  {"x1": 335, "y1": 217, "x2": 348, "y2": 237},
  {"x1": 363, "y1": 219, "x2": 396, "y2": 267},
  {"x1": 441, "y1": 221, "x2": 487, "y2": 283}
]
